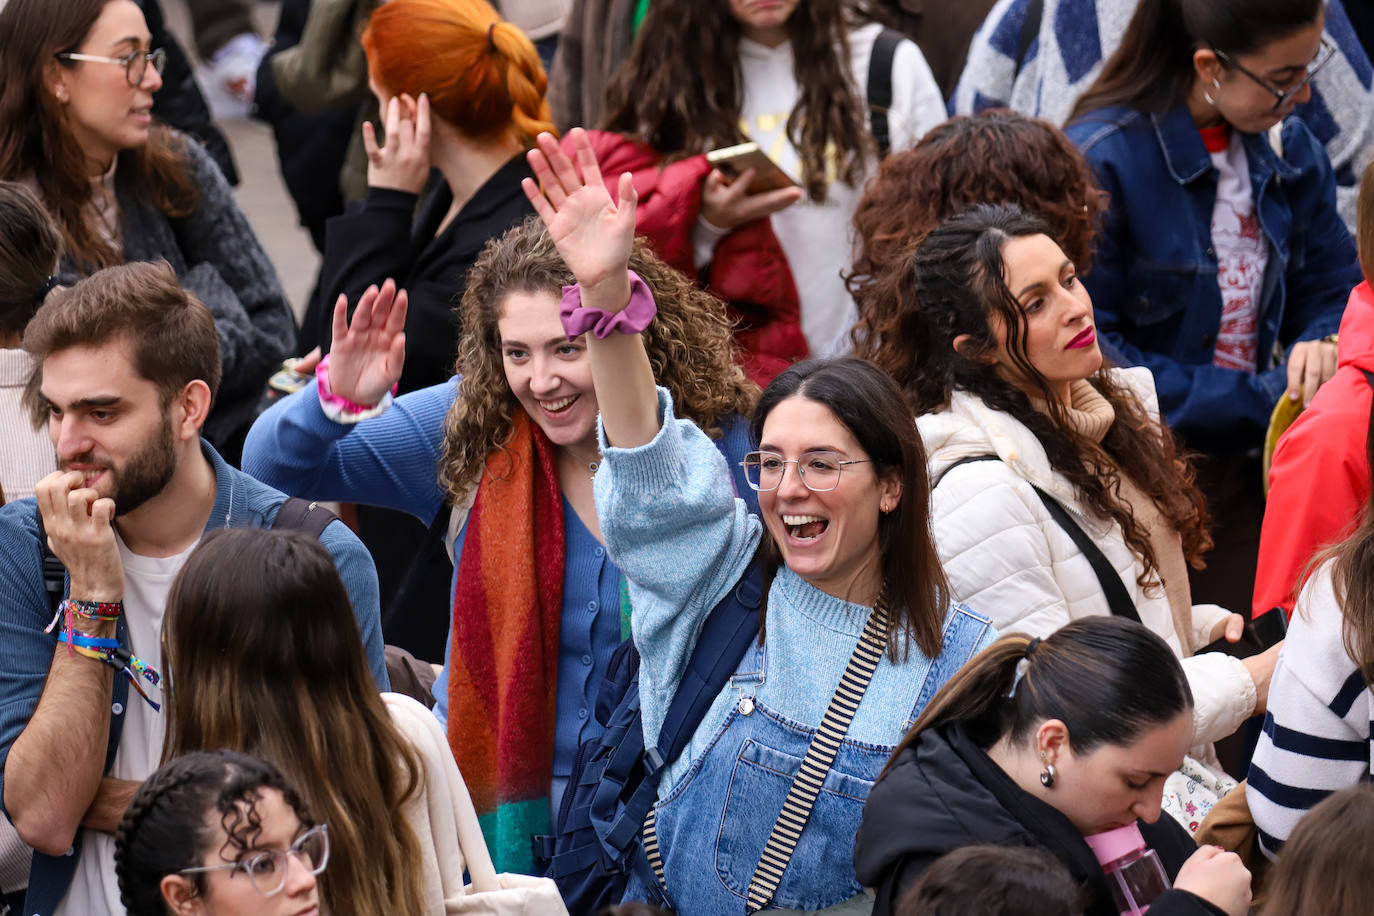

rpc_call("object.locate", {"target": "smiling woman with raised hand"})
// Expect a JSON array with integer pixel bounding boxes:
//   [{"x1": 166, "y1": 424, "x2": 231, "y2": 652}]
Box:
[
  {"x1": 242, "y1": 209, "x2": 757, "y2": 871},
  {"x1": 520, "y1": 129, "x2": 995, "y2": 914},
  {"x1": 0, "y1": 0, "x2": 295, "y2": 460},
  {"x1": 908, "y1": 204, "x2": 1276, "y2": 821}
]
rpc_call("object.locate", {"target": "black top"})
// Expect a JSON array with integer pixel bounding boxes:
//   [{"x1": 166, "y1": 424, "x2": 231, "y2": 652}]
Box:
[
  {"x1": 315, "y1": 154, "x2": 536, "y2": 393},
  {"x1": 853, "y1": 724, "x2": 1229, "y2": 916}
]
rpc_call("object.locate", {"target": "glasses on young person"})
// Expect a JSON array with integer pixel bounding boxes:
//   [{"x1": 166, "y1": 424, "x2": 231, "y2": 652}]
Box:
[
  {"x1": 740, "y1": 450, "x2": 872, "y2": 492},
  {"x1": 54, "y1": 47, "x2": 167, "y2": 87},
  {"x1": 179, "y1": 823, "x2": 330, "y2": 897},
  {"x1": 1213, "y1": 37, "x2": 1335, "y2": 112}
]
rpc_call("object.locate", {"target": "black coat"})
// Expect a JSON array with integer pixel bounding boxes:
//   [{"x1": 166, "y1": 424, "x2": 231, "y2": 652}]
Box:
[
  {"x1": 853, "y1": 724, "x2": 1229, "y2": 916},
  {"x1": 314, "y1": 155, "x2": 536, "y2": 393}
]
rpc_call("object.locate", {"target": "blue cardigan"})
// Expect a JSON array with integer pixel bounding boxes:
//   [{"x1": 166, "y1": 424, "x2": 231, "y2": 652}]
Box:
[{"x1": 1065, "y1": 105, "x2": 1360, "y2": 452}]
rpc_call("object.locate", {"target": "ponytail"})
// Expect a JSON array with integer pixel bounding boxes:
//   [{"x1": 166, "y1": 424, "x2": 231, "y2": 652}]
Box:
[
  {"x1": 884, "y1": 617, "x2": 1193, "y2": 777},
  {"x1": 363, "y1": 0, "x2": 557, "y2": 148}
]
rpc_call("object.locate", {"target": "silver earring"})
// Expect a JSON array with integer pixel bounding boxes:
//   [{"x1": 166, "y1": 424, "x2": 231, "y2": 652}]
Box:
[
  {"x1": 1203, "y1": 77, "x2": 1220, "y2": 106},
  {"x1": 1039, "y1": 752, "x2": 1056, "y2": 788}
]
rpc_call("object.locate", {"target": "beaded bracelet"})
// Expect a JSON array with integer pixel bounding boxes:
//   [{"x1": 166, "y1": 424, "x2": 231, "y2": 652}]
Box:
[{"x1": 45, "y1": 599, "x2": 123, "y2": 658}]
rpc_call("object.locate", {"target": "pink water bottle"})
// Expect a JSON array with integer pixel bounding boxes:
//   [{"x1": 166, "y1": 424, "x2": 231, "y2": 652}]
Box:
[{"x1": 1084, "y1": 824, "x2": 1171, "y2": 915}]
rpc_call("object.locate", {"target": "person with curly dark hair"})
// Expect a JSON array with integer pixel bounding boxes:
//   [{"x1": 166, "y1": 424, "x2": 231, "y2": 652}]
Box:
[
  {"x1": 114, "y1": 749, "x2": 324, "y2": 916},
  {"x1": 848, "y1": 110, "x2": 1108, "y2": 371},
  {"x1": 578, "y1": 0, "x2": 945, "y2": 381},
  {"x1": 907, "y1": 203, "x2": 1279, "y2": 802},
  {"x1": 242, "y1": 211, "x2": 759, "y2": 873}
]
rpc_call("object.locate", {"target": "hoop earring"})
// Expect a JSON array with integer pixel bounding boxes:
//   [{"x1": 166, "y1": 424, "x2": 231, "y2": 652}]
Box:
[
  {"x1": 1203, "y1": 77, "x2": 1220, "y2": 106},
  {"x1": 1039, "y1": 752, "x2": 1056, "y2": 788}
]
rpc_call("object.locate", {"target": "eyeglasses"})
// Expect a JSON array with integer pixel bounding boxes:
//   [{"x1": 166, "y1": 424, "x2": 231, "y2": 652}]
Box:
[
  {"x1": 740, "y1": 450, "x2": 871, "y2": 492},
  {"x1": 179, "y1": 823, "x2": 329, "y2": 897},
  {"x1": 1213, "y1": 37, "x2": 1335, "y2": 112},
  {"x1": 55, "y1": 47, "x2": 167, "y2": 87}
]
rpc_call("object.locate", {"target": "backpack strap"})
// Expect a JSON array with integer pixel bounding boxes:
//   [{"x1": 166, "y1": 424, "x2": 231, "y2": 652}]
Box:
[
  {"x1": 34, "y1": 506, "x2": 66, "y2": 615},
  {"x1": 1014, "y1": 0, "x2": 1045, "y2": 78},
  {"x1": 934, "y1": 454, "x2": 1141, "y2": 623},
  {"x1": 270, "y1": 497, "x2": 338, "y2": 539},
  {"x1": 866, "y1": 27, "x2": 903, "y2": 159}
]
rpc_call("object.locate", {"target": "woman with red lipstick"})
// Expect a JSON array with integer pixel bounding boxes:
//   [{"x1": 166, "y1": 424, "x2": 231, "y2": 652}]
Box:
[
  {"x1": 242, "y1": 210, "x2": 758, "y2": 874},
  {"x1": 908, "y1": 204, "x2": 1276, "y2": 797},
  {"x1": 522, "y1": 130, "x2": 995, "y2": 913},
  {"x1": 0, "y1": 0, "x2": 295, "y2": 460}
]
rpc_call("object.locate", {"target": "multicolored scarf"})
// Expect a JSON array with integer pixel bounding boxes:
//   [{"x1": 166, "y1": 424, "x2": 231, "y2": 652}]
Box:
[{"x1": 446, "y1": 412, "x2": 565, "y2": 873}]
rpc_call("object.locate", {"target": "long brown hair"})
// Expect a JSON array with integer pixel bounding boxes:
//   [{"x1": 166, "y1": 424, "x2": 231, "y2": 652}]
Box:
[
  {"x1": 1068, "y1": 0, "x2": 1322, "y2": 123},
  {"x1": 0, "y1": 181, "x2": 62, "y2": 338},
  {"x1": 0, "y1": 0, "x2": 197, "y2": 273},
  {"x1": 905, "y1": 205, "x2": 1211, "y2": 587},
  {"x1": 1258, "y1": 785, "x2": 1374, "y2": 916},
  {"x1": 161, "y1": 529, "x2": 427, "y2": 916},
  {"x1": 363, "y1": 0, "x2": 556, "y2": 147},
  {"x1": 439, "y1": 215, "x2": 758, "y2": 505},
  {"x1": 599, "y1": 0, "x2": 871, "y2": 203},
  {"x1": 849, "y1": 110, "x2": 1108, "y2": 363}
]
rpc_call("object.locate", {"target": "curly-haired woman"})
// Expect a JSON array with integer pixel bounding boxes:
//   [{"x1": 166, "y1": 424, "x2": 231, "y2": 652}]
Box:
[
  {"x1": 0, "y1": 0, "x2": 295, "y2": 457},
  {"x1": 903, "y1": 204, "x2": 1278, "y2": 795},
  {"x1": 577, "y1": 0, "x2": 945, "y2": 381},
  {"x1": 848, "y1": 109, "x2": 1108, "y2": 367},
  {"x1": 242, "y1": 214, "x2": 758, "y2": 873}
]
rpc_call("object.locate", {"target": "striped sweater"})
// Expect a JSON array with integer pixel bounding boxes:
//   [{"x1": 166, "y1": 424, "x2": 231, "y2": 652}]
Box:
[{"x1": 1246, "y1": 561, "x2": 1374, "y2": 858}]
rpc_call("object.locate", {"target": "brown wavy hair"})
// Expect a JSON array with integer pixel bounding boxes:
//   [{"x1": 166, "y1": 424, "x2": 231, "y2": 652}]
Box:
[
  {"x1": 162, "y1": 529, "x2": 427, "y2": 916},
  {"x1": 850, "y1": 110, "x2": 1107, "y2": 363},
  {"x1": 906, "y1": 205, "x2": 1211, "y2": 587},
  {"x1": 598, "y1": 0, "x2": 871, "y2": 203},
  {"x1": 439, "y1": 215, "x2": 758, "y2": 504},
  {"x1": 363, "y1": 0, "x2": 556, "y2": 147},
  {"x1": 0, "y1": 0, "x2": 198, "y2": 274}
]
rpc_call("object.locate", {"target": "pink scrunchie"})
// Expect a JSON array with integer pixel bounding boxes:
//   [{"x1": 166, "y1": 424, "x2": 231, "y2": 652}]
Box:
[
  {"x1": 560, "y1": 270, "x2": 657, "y2": 339},
  {"x1": 316, "y1": 353, "x2": 397, "y2": 414}
]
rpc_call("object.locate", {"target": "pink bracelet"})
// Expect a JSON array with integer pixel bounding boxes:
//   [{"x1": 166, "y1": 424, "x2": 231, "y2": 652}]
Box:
[
  {"x1": 560, "y1": 270, "x2": 657, "y2": 339},
  {"x1": 316, "y1": 353, "x2": 397, "y2": 414}
]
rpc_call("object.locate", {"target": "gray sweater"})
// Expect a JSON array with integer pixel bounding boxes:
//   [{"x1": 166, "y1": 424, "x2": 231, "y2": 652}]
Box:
[{"x1": 56, "y1": 135, "x2": 295, "y2": 450}]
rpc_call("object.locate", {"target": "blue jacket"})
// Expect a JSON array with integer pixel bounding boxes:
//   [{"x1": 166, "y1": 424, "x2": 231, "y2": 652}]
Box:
[
  {"x1": 0, "y1": 442, "x2": 387, "y2": 914},
  {"x1": 1065, "y1": 105, "x2": 1360, "y2": 452}
]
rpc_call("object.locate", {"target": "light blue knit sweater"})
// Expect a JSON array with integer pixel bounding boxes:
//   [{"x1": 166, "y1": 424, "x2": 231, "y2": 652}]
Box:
[
  {"x1": 595, "y1": 388, "x2": 997, "y2": 791},
  {"x1": 953, "y1": 0, "x2": 1374, "y2": 230}
]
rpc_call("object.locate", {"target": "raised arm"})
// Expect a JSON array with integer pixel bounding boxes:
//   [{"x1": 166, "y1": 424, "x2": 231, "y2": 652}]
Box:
[{"x1": 522, "y1": 128, "x2": 660, "y2": 448}]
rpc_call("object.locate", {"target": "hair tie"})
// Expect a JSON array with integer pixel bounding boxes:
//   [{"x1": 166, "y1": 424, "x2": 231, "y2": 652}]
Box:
[
  {"x1": 487, "y1": 21, "x2": 498, "y2": 51},
  {"x1": 1007, "y1": 637, "x2": 1041, "y2": 699},
  {"x1": 1025, "y1": 636, "x2": 1042, "y2": 658},
  {"x1": 35, "y1": 275, "x2": 58, "y2": 304}
]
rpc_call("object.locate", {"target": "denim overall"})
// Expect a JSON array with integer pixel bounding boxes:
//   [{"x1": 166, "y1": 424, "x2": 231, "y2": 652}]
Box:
[{"x1": 625, "y1": 606, "x2": 992, "y2": 913}]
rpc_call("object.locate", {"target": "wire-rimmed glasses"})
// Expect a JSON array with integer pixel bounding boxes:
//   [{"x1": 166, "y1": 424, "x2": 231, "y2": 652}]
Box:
[
  {"x1": 55, "y1": 47, "x2": 167, "y2": 87},
  {"x1": 1213, "y1": 37, "x2": 1335, "y2": 113},
  {"x1": 179, "y1": 823, "x2": 330, "y2": 897},
  {"x1": 740, "y1": 450, "x2": 872, "y2": 492}
]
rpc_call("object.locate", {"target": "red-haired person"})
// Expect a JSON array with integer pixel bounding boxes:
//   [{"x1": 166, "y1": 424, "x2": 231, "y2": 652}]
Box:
[{"x1": 316, "y1": 0, "x2": 553, "y2": 394}]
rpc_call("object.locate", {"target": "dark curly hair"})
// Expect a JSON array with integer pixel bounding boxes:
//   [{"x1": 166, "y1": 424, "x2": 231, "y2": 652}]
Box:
[
  {"x1": 599, "y1": 0, "x2": 871, "y2": 203},
  {"x1": 850, "y1": 110, "x2": 1107, "y2": 364},
  {"x1": 115, "y1": 750, "x2": 314, "y2": 916},
  {"x1": 906, "y1": 204, "x2": 1211, "y2": 585}
]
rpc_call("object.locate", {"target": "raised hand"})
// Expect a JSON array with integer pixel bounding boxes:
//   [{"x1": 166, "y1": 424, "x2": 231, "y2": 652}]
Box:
[
  {"x1": 363, "y1": 93, "x2": 432, "y2": 195},
  {"x1": 326, "y1": 279, "x2": 408, "y2": 406},
  {"x1": 521, "y1": 128, "x2": 637, "y2": 300},
  {"x1": 35, "y1": 470, "x2": 123, "y2": 603}
]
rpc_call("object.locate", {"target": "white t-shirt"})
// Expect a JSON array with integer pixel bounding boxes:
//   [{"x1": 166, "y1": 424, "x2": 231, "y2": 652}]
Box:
[
  {"x1": 1204, "y1": 126, "x2": 1267, "y2": 372},
  {"x1": 54, "y1": 534, "x2": 198, "y2": 916},
  {"x1": 728, "y1": 23, "x2": 945, "y2": 358}
]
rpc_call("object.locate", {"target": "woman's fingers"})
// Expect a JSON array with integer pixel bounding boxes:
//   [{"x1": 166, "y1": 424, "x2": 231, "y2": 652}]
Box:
[
  {"x1": 330, "y1": 293, "x2": 350, "y2": 345},
  {"x1": 525, "y1": 147, "x2": 568, "y2": 210},
  {"x1": 362, "y1": 120, "x2": 380, "y2": 163},
  {"x1": 572, "y1": 127, "x2": 604, "y2": 189},
  {"x1": 537, "y1": 131, "x2": 583, "y2": 199},
  {"x1": 384, "y1": 285, "x2": 408, "y2": 336},
  {"x1": 413, "y1": 93, "x2": 432, "y2": 151},
  {"x1": 616, "y1": 171, "x2": 637, "y2": 229},
  {"x1": 521, "y1": 176, "x2": 559, "y2": 225}
]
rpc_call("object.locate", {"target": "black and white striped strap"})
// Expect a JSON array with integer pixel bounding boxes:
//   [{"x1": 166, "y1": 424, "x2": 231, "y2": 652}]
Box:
[{"x1": 743, "y1": 602, "x2": 890, "y2": 913}]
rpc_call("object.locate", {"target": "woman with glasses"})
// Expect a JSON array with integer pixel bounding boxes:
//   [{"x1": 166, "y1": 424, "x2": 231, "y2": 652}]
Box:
[
  {"x1": 1061, "y1": 0, "x2": 1361, "y2": 614},
  {"x1": 518, "y1": 130, "x2": 995, "y2": 913},
  {"x1": 241, "y1": 213, "x2": 758, "y2": 874},
  {"x1": 0, "y1": 0, "x2": 295, "y2": 460},
  {"x1": 905, "y1": 203, "x2": 1275, "y2": 823},
  {"x1": 114, "y1": 749, "x2": 325, "y2": 916},
  {"x1": 160, "y1": 527, "x2": 511, "y2": 914}
]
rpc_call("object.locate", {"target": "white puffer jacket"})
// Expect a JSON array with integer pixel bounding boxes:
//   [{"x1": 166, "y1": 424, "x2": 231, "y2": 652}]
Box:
[{"x1": 919, "y1": 368, "x2": 1256, "y2": 746}]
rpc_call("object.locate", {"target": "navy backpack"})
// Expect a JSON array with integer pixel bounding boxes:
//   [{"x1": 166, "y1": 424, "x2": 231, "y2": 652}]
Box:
[{"x1": 536, "y1": 553, "x2": 766, "y2": 914}]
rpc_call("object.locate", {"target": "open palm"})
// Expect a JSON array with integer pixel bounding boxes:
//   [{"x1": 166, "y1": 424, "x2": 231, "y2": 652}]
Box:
[
  {"x1": 327, "y1": 279, "x2": 408, "y2": 406},
  {"x1": 522, "y1": 128, "x2": 637, "y2": 291}
]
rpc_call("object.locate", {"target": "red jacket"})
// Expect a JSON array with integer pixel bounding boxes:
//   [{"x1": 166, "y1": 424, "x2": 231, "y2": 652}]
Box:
[
  {"x1": 563, "y1": 131, "x2": 808, "y2": 386},
  {"x1": 1254, "y1": 281, "x2": 1374, "y2": 617}
]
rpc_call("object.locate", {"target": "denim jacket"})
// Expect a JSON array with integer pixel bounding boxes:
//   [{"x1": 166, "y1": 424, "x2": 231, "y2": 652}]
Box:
[
  {"x1": 1065, "y1": 105, "x2": 1360, "y2": 453},
  {"x1": 0, "y1": 442, "x2": 387, "y2": 915}
]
